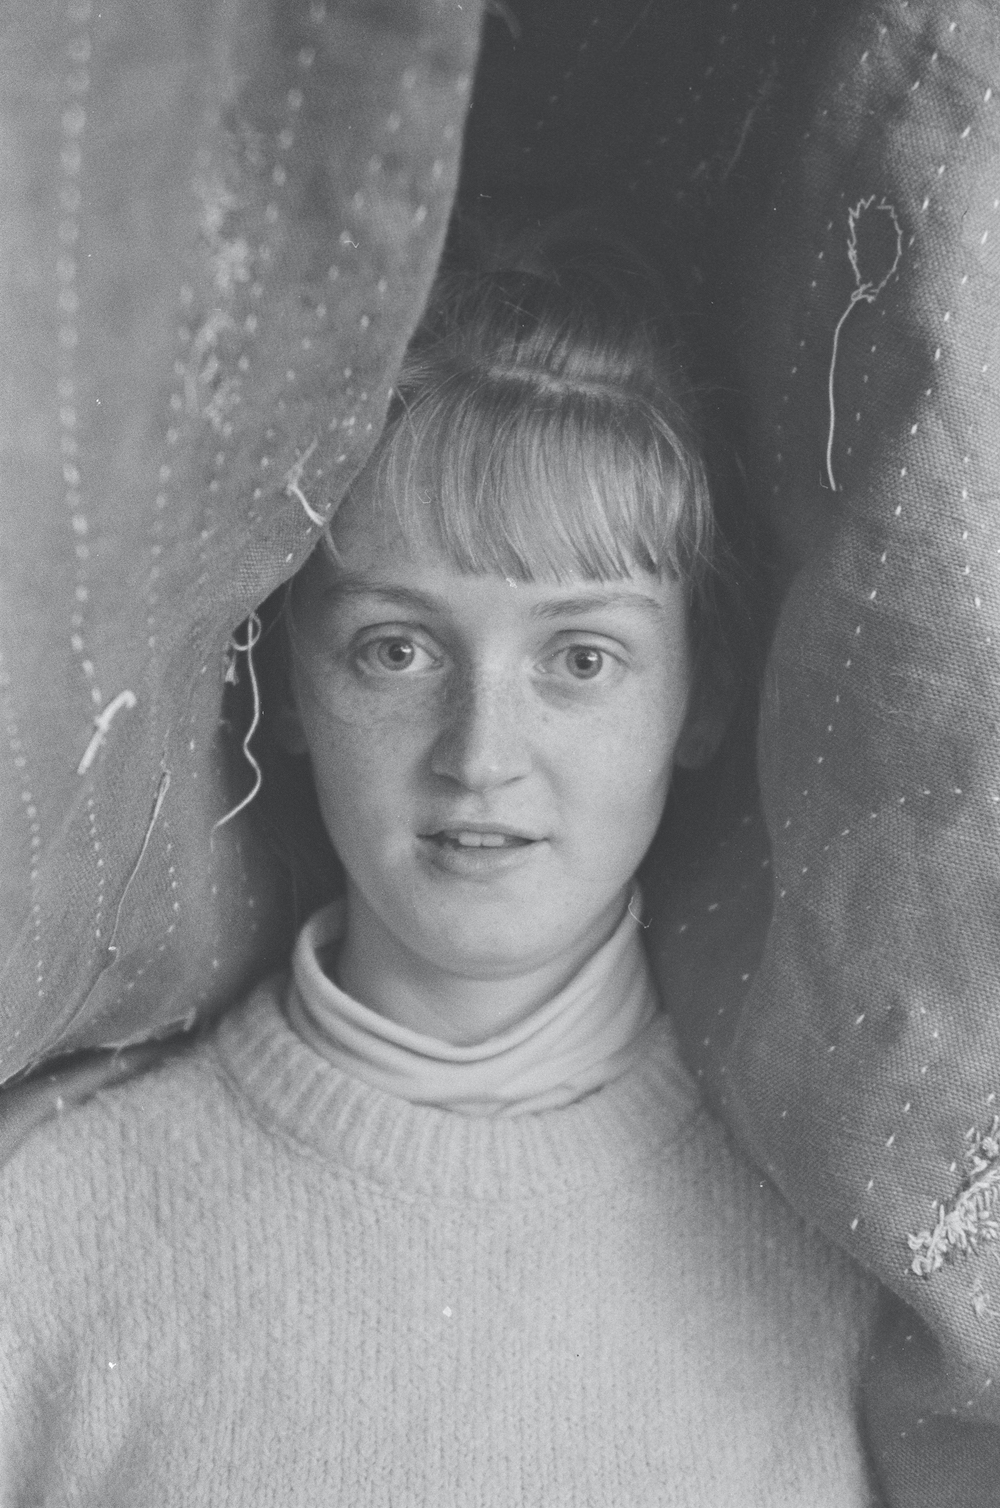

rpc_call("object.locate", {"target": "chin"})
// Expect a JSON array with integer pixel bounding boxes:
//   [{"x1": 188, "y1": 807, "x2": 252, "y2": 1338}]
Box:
[{"x1": 416, "y1": 921, "x2": 554, "y2": 981}]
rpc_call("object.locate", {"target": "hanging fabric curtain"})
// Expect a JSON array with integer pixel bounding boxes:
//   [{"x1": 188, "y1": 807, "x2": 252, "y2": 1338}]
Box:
[{"x1": 0, "y1": 0, "x2": 483, "y2": 1068}]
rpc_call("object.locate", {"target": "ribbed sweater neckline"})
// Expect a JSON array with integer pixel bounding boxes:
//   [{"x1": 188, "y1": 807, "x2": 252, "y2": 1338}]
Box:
[
  {"x1": 214, "y1": 980, "x2": 702, "y2": 1203},
  {"x1": 285, "y1": 894, "x2": 658, "y2": 1116}
]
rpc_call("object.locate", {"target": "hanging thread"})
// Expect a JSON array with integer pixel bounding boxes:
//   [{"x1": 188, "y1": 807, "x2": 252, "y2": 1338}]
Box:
[
  {"x1": 825, "y1": 197, "x2": 903, "y2": 491},
  {"x1": 214, "y1": 613, "x2": 263, "y2": 832}
]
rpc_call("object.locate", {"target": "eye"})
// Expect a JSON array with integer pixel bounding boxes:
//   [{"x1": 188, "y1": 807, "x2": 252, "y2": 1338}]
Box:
[
  {"x1": 564, "y1": 646, "x2": 605, "y2": 680},
  {"x1": 544, "y1": 642, "x2": 622, "y2": 684},
  {"x1": 356, "y1": 635, "x2": 437, "y2": 675}
]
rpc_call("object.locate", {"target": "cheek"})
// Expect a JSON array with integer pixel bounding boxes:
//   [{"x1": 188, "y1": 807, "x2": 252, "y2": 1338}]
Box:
[
  {"x1": 297, "y1": 682, "x2": 428, "y2": 849},
  {"x1": 589, "y1": 659, "x2": 690, "y2": 821},
  {"x1": 309, "y1": 711, "x2": 392, "y2": 802},
  {"x1": 565, "y1": 697, "x2": 678, "y2": 846}
]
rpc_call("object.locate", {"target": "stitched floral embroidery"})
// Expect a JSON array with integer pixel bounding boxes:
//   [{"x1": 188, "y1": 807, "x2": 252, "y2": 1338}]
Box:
[{"x1": 908, "y1": 1116, "x2": 1000, "y2": 1278}]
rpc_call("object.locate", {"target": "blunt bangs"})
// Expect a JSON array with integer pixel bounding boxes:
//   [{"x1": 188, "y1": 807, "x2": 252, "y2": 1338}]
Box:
[
  {"x1": 370, "y1": 374, "x2": 714, "y2": 594},
  {"x1": 321, "y1": 228, "x2": 735, "y2": 655}
]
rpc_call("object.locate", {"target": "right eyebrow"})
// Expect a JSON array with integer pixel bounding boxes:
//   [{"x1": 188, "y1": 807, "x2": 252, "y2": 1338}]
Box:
[{"x1": 322, "y1": 577, "x2": 444, "y2": 615}]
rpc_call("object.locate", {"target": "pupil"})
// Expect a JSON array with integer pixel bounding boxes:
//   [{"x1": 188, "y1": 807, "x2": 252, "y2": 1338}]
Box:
[
  {"x1": 571, "y1": 648, "x2": 601, "y2": 677},
  {"x1": 382, "y1": 640, "x2": 413, "y2": 668}
]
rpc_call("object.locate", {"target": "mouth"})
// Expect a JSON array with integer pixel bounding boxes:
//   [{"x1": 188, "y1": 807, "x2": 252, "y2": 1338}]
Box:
[
  {"x1": 418, "y1": 825, "x2": 544, "y2": 876},
  {"x1": 427, "y1": 829, "x2": 537, "y2": 851}
]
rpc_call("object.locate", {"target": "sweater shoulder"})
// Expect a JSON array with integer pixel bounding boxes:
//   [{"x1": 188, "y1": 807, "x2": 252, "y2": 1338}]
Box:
[
  {"x1": 0, "y1": 1024, "x2": 243, "y2": 1241},
  {"x1": 658, "y1": 1097, "x2": 880, "y2": 1343},
  {"x1": 0, "y1": 974, "x2": 294, "y2": 1194}
]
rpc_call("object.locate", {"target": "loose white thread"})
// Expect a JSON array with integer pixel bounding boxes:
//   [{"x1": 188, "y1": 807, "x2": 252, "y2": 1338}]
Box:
[
  {"x1": 825, "y1": 197, "x2": 904, "y2": 491},
  {"x1": 627, "y1": 892, "x2": 651, "y2": 929},
  {"x1": 284, "y1": 437, "x2": 325, "y2": 525},
  {"x1": 106, "y1": 768, "x2": 171, "y2": 960},
  {"x1": 908, "y1": 1115, "x2": 1000, "y2": 1278},
  {"x1": 722, "y1": 58, "x2": 779, "y2": 181},
  {"x1": 214, "y1": 614, "x2": 263, "y2": 831},
  {"x1": 77, "y1": 689, "x2": 138, "y2": 774}
]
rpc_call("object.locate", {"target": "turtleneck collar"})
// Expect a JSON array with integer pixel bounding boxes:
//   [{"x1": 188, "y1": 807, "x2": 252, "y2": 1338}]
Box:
[{"x1": 284, "y1": 893, "x2": 660, "y2": 1116}]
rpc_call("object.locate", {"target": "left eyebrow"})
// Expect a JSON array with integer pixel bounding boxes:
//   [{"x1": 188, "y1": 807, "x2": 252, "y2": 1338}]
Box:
[
  {"x1": 530, "y1": 592, "x2": 669, "y2": 622},
  {"x1": 323, "y1": 578, "x2": 444, "y2": 613}
]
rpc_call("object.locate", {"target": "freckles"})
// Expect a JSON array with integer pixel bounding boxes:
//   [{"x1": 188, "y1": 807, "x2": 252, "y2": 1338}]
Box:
[
  {"x1": 326, "y1": 711, "x2": 406, "y2": 781},
  {"x1": 338, "y1": 700, "x2": 441, "y2": 789}
]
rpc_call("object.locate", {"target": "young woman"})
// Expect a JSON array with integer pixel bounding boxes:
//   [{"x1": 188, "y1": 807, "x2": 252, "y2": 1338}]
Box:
[{"x1": 0, "y1": 228, "x2": 883, "y2": 1505}]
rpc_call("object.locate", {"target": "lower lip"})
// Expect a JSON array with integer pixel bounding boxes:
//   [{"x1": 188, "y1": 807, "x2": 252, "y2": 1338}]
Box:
[{"x1": 419, "y1": 836, "x2": 544, "y2": 878}]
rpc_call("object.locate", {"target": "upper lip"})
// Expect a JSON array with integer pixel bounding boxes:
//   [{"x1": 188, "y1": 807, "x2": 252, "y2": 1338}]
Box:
[{"x1": 421, "y1": 821, "x2": 543, "y2": 841}]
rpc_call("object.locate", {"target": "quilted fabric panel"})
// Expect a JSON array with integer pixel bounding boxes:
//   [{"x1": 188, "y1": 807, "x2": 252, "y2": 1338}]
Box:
[
  {"x1": 740, "y1": 0, "x2": 1000, "y2": 1384},
  {"x1": 647, "y1": 2, "x2": 1000, "y2": 1486},
  {"x1": 0, "y1": 0, "x2": 483, "y2": 1075}
]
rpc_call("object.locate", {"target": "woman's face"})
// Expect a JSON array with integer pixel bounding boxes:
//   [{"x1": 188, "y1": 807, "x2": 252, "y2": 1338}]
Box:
[{"x1": 287, "y1": 460, "x2": 698, "y2": 993}]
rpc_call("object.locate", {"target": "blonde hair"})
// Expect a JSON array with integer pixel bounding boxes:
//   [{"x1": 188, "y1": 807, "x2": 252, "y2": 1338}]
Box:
[{"x1": 326, "y1": 222, "x2": 724, "y2": 654}]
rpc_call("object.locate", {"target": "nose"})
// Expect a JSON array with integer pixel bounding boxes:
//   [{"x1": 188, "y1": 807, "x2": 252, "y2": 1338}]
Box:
[{"x1": 429, "y1": 665, "x2": 532, "y2": 792}]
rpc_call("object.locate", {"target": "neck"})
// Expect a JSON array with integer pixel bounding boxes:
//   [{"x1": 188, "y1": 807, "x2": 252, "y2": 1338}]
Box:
[{"x1": 333, "y1": 885, "x2": 631, "y2": 1046}]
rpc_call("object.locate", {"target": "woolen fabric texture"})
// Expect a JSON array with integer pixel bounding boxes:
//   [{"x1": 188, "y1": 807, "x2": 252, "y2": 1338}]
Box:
[{"x1": 0, "y1": 973, "x2": 881, "y2": 1506}]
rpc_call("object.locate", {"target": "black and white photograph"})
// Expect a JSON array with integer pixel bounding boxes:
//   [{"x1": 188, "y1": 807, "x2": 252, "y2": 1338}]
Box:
[{"x1": 0, "y1": 2, "x2": 998, "y2": 1502}]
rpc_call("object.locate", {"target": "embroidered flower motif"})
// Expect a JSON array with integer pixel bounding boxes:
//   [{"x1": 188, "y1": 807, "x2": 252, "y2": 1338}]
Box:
[{"x1": 907, "y1": 1116, "x2": 1000, "y2": 1279}]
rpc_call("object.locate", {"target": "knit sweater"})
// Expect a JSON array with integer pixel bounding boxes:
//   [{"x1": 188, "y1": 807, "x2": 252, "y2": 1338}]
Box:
[{"x1": 0, "y1": 977, "x2": 882, "y2": 1507}]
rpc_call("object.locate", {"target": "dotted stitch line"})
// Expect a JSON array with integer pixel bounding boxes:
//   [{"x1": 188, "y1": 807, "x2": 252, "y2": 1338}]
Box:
[
  {"x1": 0, "y1": 653, "x2": 45, "y2": 1001},
  {"x1": 58, "y1": 1, "x2": 115, "y2": 961},
  {"x1": 58, "y1": 2, "x2": 101, "y2": 717}
]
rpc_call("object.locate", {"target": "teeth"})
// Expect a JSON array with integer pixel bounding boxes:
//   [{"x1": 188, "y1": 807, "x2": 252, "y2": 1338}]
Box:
[{"x1": 430, "y1": 830, "x2": 535, "y2": 849}]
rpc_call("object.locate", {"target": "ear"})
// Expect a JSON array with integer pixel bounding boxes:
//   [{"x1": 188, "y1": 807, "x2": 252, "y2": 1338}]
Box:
[{"x1": 673, "y1": 656, "x2": 739, "y2": 770}]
